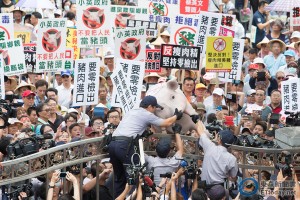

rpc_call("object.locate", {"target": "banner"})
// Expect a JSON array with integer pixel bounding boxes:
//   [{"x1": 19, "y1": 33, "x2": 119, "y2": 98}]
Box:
[
  {"x1": 115, "y1": 27, "x2": 146, "y2": 61},
  {"x1": 76, "y1": 0, "x2": 112, "y2": 47},
  {"x1": 145, "y1": 49, "x2": 161, "y2": 72},
  {"x1": 0, "y1": 39, "x2": 26, "y2": 76},
  {"x1": 36, "y1": 18, "x2": 68, "y2": 72},
  {"x1": 72, "y1": 58, "x2": 100, "y2": 106},
  {"x1": 206, "y1": 36, "x2": 233, "y2": 72},
  {"x1": 66, "y1": 28, "x2": 79, "y2": 59},
  {"x1": 14, "y1": 31, "x2": 31, "y2": 44},
  {"x1": 160, "y1": 44, "x2": 201, "y2": 70},
  {"x1": 170, "y1": 14, "x2": 198, "y2": 46},
  {"x1": 24, "y1": 44, "x2": 36, "y2": 73},
  {"x1": 194, "y1": 12, "x2": 235, "y2": 56},
  {"x1": 0, "y1": 13, "x2": 13, "y2": 41},
  {"x1": 291, "y1": 7, "x2": 300, "y2": 26},
  {"x1": 180, "y1": 0, "x2": 209, "y2": 14},
  {"x1": 218, "y1": 38, "x2": 245, "y2": 82},
  {"x1": 127, "y1": 20, "x2": 158, "y2": 38},
  {"x1": 111, "y1": 59, "x2": 145, "y2": 111}
]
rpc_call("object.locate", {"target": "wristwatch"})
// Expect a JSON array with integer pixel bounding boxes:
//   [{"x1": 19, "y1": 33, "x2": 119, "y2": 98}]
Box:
[{"x1": 48, "y1": 184, "x2": 55, "y2": 189}]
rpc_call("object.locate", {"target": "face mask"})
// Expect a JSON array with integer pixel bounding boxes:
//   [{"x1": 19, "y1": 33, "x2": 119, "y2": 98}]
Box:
[
  {"x1": 288, "y1": 67, "x2": 297, "y2": 74},
  {"x1": 64, "y1": 6, "x2": 70, "y2": 11}
]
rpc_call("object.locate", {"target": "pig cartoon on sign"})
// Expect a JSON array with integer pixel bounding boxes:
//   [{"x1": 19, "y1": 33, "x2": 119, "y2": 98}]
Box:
[
  {"x1": 121, "y1": 39, "x2": 140, "y2": 59},
  {"x1": 43, "y1": 31, "x2": 61, "y2": 52},
  {"x1": 146, "y1": 79, "x2": 201, "y2": 134},
  {"x1": 1, "y1": 50, "x2": 9, "y2": 66},
  {"x1": 116, "y1": 13, "x2": 135, "y2": 28},
  {"x1": 83, "y1": 9, "x2": 104, "y2": 28}
]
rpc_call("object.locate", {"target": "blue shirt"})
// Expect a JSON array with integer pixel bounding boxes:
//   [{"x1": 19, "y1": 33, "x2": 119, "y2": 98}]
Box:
[
  {"x1": 263, "y1": 54, "x2": 286, "y2": 77},
  {"x1": 34, "y1": 96, "x2": 47, "y2": 106},
  {"x1": 252, "y1": 10, "x2": 267, "y2": 45}
]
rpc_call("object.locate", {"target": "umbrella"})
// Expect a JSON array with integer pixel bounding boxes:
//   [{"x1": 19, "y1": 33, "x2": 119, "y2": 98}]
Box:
[
  {"x1": 16, "y1": 0, "x2": 56, "y2": 9},
  {"x1": 265, "y1": 0, "x2": 300, "y2": 12}
]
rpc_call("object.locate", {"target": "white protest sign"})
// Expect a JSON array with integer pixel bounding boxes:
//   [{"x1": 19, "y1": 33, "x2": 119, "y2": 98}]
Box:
[
  {"x1": 194, "y1": 12, "x2": 235, "y2": 57},
  {"x1": 0, "y1": 55, "x2": 4, "y2": 99},
  {"x1": 282, "y1": 80, "x2": 291, "y2": 113},
  {"x1": 291, "y1": 7, "x2": 300, "y2": 26},
  {"x1": 72, "y1": 58, "x2": 100, "y2": 106},
  {"x1": 0, "y1": 39, "x2": 26, "y2": 76},
  {"x1": 0, "y1": 13, "x2": 14, "y2": 41},
  {"x1": 218, "y1": 39, "x2": 245, "y2": 82},
  {"x1": 76, "y1": 0, "x2": 113, "y2": 47},
  {"x1": 281, "y1": 77, "x2": 300, "y2": 113},
  {"x1": 115, "y1": 27, "x2": 146, "y2": 62},
  {"x1": 36, "y1": 18, "x2": 67, "y2": 73}
]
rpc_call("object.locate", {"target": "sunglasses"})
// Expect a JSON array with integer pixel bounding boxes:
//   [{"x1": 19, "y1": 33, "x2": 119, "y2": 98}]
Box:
[
  {"x1": 276, "y1": 76, "x2": 285, "y2": 80},
  {"x1": 25, "y1": 96, "x2": 35, "y2": 100}
]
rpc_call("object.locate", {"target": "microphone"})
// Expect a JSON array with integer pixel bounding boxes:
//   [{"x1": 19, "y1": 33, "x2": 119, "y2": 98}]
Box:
[{"x1": 144, "y1": 176, "x2": 157, "y2": 193}]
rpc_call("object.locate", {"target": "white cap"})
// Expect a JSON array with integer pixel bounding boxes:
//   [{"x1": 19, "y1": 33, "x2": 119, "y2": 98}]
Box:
[
  {"x1": 291, "y1": 31, "x2": 300, "y2": 39},
  {"x1": 247, "y1": 89, "x2": 256, "y2": 96},
  {"x1": 67, "y1": 108, "x2": 78, "y2": 114},
  {"x1": 253, "y1": 57, "x2": 265, "y2": 67},
  {"x1": 54, "y1": 9, "x2": 62, "y2": 16},
  {"x1": 212, "y1": 88, "x2": 224, "y2": 96}
]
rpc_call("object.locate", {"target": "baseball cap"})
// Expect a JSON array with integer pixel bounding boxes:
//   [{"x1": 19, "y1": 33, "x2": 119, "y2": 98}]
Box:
[
  {"x1": 219, "y1": 130, "x2": 236, "y2": 148},
  {"x1": 140, "y1": 96, "x2": 163, "y2": 109},
  {"x1": 291, "y1": 31, "x2": 300, "y2": 39},
  {"x1": 104, "y1": 51, "x2": 114, "y2": 59},
  {"x1": 196, "y1": 102, "x2": 206, "y2": 112},
  {"x1": 61, "y1": 70, "x2": 71, "y2": 76},
  {"x1": 22, "y1": 90, "x2": 36, "y2": 98},
  {"x1": 195, "y1": 83, "x2": 207, "y2": 90},
  {"x1": 212, "y1": 88, "x2": 224, "y2": 96},
  {"x1": 242, "y1": 127, "x2": 252, "y2": 134},
  {"x1": 253, "y1": 58, "x2": 266, "y2": 68},
  {"x1": 284, "y1": 50, "x2": 296, "y2": 57},
  {"x1": 248, "y1": 63, "x2": 259, "y2": 70},
  {"x1": 68, "y1": 108, "x2": 79, "y2": 114},
  {"x1": 247, "y1": 89, "x2": 256, "y2": 96},
  {"x1": 156, "y1": 137, "x2": 171, "y2": 158},
  {"x1": 206, "y1": 185, "x2": 226, "y2": 200},
  {"x1": 265, "y1": 128, "x2": 276, "y2": 137}
]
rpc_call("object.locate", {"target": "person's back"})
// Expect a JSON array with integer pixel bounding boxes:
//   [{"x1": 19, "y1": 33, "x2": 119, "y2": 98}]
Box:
[{"x1": 191, "y1": 189, "x2": 207, "y2": 200}]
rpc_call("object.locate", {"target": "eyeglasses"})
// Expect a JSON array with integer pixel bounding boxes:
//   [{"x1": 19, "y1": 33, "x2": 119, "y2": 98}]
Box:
[
  {"x1": 94, "y1": 122, "x2": 104, "y2": 126},
  {"x1": 25, "y1": 96, "x2": 35, "y2": 100},
  {"x1": 276, "y1": 76, "x2": 284, "y2": 80},
  {"x1": 42, "y1": 109, "x2": 51, "y2": 112},
  {"x1": 109, "y1": 116, "x2": 120, "y2": 119},
  {"x1": 62, "y1": 75, "x2": 70, "y2": 78},
  {"x1": 255, "y1": 93, "x2": 264, "y2": 96},
  {"x1": 248, "y1": 94, "x2": 255, "y2": 97}
]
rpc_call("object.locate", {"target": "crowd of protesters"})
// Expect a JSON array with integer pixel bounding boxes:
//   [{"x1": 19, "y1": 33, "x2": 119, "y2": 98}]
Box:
[{"x1": 0, "y1": 0, "x2": 300, "y2": 199}]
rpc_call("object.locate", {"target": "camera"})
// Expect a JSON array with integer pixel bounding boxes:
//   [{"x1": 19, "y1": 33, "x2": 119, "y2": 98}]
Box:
[
  {"x1": 126, "y1": 162, "x2": 148, "y2": 185},
  {"x1": 7, "y1": 134, "x2": 55, "y2": 159},
  {"x1": 275, "y1": 151, "x2": 292, "y2": 177},
  {"x1": 160, "y1": 172, "x2": 172, "y2": 178},
  {"x1": 5, "y1": 183, "x2": 33, "y2": 200},
  {"x1": 102, "y1": 124, "x2": 118, "y2": 153},
  {"x1": 237, "y1": 134, "x2": 261, "y2": 147},
  {"x1": 285, "y1": 111, "x2": 300, "y2": 126},
  {"x1": 206, "y1": 120, "x2": 223, "y2": 138},
  {"x1": 177, "y1": 157, "x2": 200, "y2": 180},
  {"x1": 0, "y1": 99, "x2": 22, "y2": 118}
]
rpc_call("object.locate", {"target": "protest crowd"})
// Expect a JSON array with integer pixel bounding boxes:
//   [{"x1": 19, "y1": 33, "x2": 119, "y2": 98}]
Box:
[{"x1": 1, "y1": 0, "x2": 300, "y2": 199}]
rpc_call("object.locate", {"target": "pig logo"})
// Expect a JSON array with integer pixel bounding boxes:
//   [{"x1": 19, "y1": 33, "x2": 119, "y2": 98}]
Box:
[
  {"x1": 82, "y1": 7, "x2": 105, "y2": 29},
  {"x1": 0, "y1": 50, "x2": 10, "y2": 66},
  {"x1": 120, "y1": 38, "x2": 140, "y2": 60},
  {"x1": 115, "y1": 13, "x2": 135, "y2": 28},
  {"x1": 42, "y1": 29, "x2": 61, "y2": 52}
]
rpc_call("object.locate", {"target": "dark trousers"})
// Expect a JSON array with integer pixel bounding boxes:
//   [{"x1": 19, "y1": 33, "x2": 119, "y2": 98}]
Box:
[
  {"x1": 108, "y1": 140, "x2": 139, "y2": 198},
  {"x1": 250, "y1": 0, "x2": 259, "y2": 14}
]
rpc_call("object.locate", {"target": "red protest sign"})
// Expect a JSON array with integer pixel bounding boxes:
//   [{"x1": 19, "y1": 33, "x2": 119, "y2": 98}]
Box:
[{"x1": 180, "y1": 0, "x2": 208, "y2": 14}]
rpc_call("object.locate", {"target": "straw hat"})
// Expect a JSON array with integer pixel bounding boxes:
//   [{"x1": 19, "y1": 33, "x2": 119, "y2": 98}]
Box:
[
  {"x1": 294, "y1": 41, "x2": 300, "y2": 49},
  {"x1": 174, "y1": 69, "x2": 196, "y2": 79},
  {"x1": 256, "y1": 37, "x2": 269, "y2": 48},
  {"x1": 11, "y1": 7, "x2": 26, "y2": 16},
  {"x1": 160, "y1": 30, "x2": 171, "y2": 37},
  {"x1": 143, "y1": 72, "x2": 161, "y2": 82},
  {"x1": 14, "y1": 81, "x2": 35, "y2": 95},
  {"x1": 100, "y1": 75, "x2": 106, "y2": 83},
  {"x1": 268, "y1": 39, "x2": 286, "y2": 52},
  {"x1": 287, "y1": 42, "x2": 295, "y2": 49},
  {"x1": 5, "y1": 76, "x2": 17, "y2": 91},
  {"x1": 151, "y1": 36, "x2": 166, "y2": 46}
]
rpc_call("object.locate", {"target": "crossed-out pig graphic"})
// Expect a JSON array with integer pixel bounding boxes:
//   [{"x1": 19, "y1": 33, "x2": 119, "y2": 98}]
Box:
[
  {"x1": 42, "y1": 30, "x2": 61, "y2": 52},
  {"x1": 83, "y1": 7, "x2": 105, "y2": 29},
  {"x1": 120, "y1": 38, "x2": 140, "y2": 60}
]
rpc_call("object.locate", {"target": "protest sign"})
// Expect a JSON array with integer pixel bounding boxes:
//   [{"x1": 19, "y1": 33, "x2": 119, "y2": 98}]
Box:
[
  {"x1": 180, "y1": 0, "x2": 209, "y2": 14},
  {"x1": 291, "y1": 7, "x2": 300, "y2": 26},
  {"x1": 127, "y1": 20, "x2": 158, "y2": 38},
  {"x1": 0, "y1": 55, "x2": 4, "y2": 100},
  {"x1": 170, "y1": 14, "x2": 198, "y2": 46},
  {"x1": 36, "y1": 18, "x2": 68, "y2": 73},
  {"x1": 66, "y1": 28, "x2": 79, "y2": 59},
  {"x1": 0, "y1": 13, "x2": 13, "y2": 41},
  {"x1": 111, "y1": 59, "x2": 145, "y2": 110},
  {"x1": 0, "y1": 39, "x2": 26, "y2": 76},
  {"x1": 281, "y1": 78, "x2": 300, "y2": 113},
  {"x1": 115, "y1": 27, "x2": 146, "y2": 61},
  {"x1": 72, "y1": 58, "x2": 100, "y2": 106},
  {"x1": 145, "y1": 49, "x2": 161, "y2": 72},
  {"x1": 206, "y1": 36, "x2": 233, "y2": 72},
  {"x1": 76, "y1": 0, "x2": 112, "y2": 47},
  {"x1": 194, "y1": 12, "x2": 235, "y2": 56},
  {"x1": 24, "y1": 44, "x2": 36, "y2": 73},
  {"x1": 218, "y1": 38, "x2": 245, "y2": 82},
  {"x1": 160, "y1": 44, "x2": 201, "y2": 70},
  {"x1": 14, "y1": 31, "x2": 31, "y2": 44}
]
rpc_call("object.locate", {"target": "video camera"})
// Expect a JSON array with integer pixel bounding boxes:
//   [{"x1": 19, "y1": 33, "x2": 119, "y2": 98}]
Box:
[
  {"x1": 177, "y1": 157, "x2": 200, "y2": 180},
  {"x1": 5, "y1": 183, "x2": 33, "y2": 200},
  {"x1": 275, "y1": 151, "x2": 293, "y2": 177},
  {"x1": 206, "y1": 120, "x2": 223, "y2": 138},
  {"x1": 7, "y1": 133, "x2": 55, "y2": 159},
  {"x1": 236, "y1": 134, "x2": 276, "y2": 148},
  {"x1": 285, "y1": 111, "x2": 300, "y2": 126},
  {"x1": 0, "y1": 99, "x2": 22, "y2": 118},
  {"x1": 102, "y1": 123, "x2": 118, "y2": 153},
  {"x1": 126, "y1": 162, "x2": 148, "y2": 185}
]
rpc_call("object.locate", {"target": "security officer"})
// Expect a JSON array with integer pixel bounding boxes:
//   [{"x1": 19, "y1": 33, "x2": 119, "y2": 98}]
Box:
[{"x1": 108, "y1": 95, "x2": 183, "y2": 197}]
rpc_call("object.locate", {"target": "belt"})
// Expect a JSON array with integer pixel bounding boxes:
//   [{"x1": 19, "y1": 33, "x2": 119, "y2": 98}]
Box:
[{"x1": 111, "y1": 136, "x2": 133, "y2": 141}]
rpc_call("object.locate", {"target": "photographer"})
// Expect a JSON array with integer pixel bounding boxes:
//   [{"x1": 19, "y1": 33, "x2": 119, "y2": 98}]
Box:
[
  {"x1": 108, "y1": 96, "x2": 183, "y2": 197},
  {"x1": 195, "y1": 121, "x2": 238, "y2": 192},
  {"x1": 145, "y1": 123, "x2": 184, "y2": 185}
]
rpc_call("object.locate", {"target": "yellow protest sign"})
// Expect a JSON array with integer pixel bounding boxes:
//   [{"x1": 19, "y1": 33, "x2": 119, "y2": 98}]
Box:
[
  {"x1": 14, "y1": 31, "x2": 31, "y2": 44},
  {"x1": 66, "y1": 28, "x2": 79, "y2": 59},
  {"x1": 206, "y1": 36, "x2": 233, "y2": 72}
]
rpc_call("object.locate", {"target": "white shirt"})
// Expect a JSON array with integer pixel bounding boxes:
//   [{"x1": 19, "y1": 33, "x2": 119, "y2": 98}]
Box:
[
  {"x1": 208, "y1": 0, "x2": 224, "y2": 12},
  {"x1": 56, "y1": 84, "x2": 74, "y2": 109},
  {"x1": 234, "y1": 20, "x2": 245, "y2": 39},
  {"x1": 223, "y1": 1, "x2": 235, "y2": 14}
]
